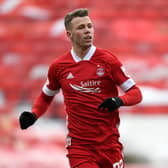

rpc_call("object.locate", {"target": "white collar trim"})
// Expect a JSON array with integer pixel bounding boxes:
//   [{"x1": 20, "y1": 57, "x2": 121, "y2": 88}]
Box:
[{"x1": 71, "y1": 45, "x2": 96, "y2": 62}]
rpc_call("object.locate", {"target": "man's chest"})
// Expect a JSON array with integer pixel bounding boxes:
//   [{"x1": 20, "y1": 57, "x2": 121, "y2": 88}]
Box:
[{"x1": 58, "y1": 61, "x2": 113, "y2": 94}]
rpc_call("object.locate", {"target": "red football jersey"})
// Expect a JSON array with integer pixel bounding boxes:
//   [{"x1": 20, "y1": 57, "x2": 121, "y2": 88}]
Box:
[{"x1": 42, "y1": 45, "x2": 135, "y2": 144}]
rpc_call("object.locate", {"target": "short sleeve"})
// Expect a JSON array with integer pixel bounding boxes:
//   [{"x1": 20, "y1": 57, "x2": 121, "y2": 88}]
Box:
[
  {"x1": 42, "y1": 63, "x2": 61, "y2": 96},
  {"x1": 111, "y1": 57, "x2": 135, "y2": 92}
]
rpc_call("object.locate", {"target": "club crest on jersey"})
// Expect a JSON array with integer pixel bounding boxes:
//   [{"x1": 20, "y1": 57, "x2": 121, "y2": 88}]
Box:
[{"x1": 96, "y1": 66, "x2": 105, "y2": 76}]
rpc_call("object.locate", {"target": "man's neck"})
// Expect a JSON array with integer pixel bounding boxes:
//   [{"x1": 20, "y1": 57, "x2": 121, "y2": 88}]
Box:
[{"x1": 73, "y1": 45, "x2": 91, "y2": 59}]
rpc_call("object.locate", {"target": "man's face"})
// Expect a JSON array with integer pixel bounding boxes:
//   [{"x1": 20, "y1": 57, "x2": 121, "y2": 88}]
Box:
[{"x1": 67, "y1": 16, "x2": 94, "y2": 49}]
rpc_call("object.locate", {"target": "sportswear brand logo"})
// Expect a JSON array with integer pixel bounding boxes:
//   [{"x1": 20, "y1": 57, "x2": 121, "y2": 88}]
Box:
[
  {"x1": 67, "y1": 72, "x2": 74, "y2": 79},
  {"x1": 69, "y1": 80, "x2": 101, "y2": 93}
]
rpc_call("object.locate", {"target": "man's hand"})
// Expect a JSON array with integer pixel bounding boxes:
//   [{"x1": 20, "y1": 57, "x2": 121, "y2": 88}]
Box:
[
  {"x1": 19, "y1": 111, "x2": 37, "y2": 129},
  {"x1": 98, "y1": 97, "x2": 123, "y2": 112}
]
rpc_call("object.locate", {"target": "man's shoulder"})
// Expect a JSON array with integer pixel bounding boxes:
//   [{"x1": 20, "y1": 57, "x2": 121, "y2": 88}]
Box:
[
  {"x1": 95, "y1": 48, "x2": 120, "y2": 63},
  {"x1": 51, "y1": 51, "x2": 72, "y2": 65},
  {"x1": 47, "y1": 52, "x2": 72, "y2": 73}
]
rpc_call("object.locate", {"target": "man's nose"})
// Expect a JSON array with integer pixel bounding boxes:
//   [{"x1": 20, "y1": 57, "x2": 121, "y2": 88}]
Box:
[
  {"x1": 84, "y1": 26, "x2": 91, "y2": 33},
  {"x1": 84, "y1": 28, "x2": 90, "y2": 34}
]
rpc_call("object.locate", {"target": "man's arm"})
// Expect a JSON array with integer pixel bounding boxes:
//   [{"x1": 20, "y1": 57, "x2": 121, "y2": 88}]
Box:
[
  {"x1": 19, "y1": 62, "x2": 61, "y2": 129},
  {"x1": 98, "y1": 58, "x2": 143, "y2": 112},
  {"x1": 32, "y1": 91, "x2": 54, "y2": 118},
  {"x1": 19, "y1": 91, "x2": 54, "y2": 129},
  {"x1": 98, "y1": 85, "x2": 142, "y2": 112},
  {"x1": 119, "y1": 85, "x2": 142, "y2": 106}
]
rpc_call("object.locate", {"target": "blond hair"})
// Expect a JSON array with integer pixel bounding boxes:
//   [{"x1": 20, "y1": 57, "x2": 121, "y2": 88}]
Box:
[{"x1": 64, "y1": 8, "x2": 89, "y2": 30}]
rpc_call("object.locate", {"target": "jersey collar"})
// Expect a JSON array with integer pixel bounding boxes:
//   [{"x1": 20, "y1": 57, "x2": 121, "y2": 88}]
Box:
[{"x1": 71, "y1": 45, "x2": 96, "y2": 62}]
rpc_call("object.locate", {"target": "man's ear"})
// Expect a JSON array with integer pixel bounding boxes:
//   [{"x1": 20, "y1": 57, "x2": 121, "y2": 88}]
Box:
[{"x1": 66, "y1": 31, "x2": 72, "y2": 39}]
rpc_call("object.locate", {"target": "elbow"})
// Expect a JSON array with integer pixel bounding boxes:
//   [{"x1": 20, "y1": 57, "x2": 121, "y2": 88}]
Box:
[{"x1": 136, "y1": 87, "x2": 143, "y2": 104}]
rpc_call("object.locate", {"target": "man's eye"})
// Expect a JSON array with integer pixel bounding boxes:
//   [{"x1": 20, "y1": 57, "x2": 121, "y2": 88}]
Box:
[
  {"x1": 78, "y1": 26, "x2": 84, "y2": 29},
  {"x1": 88, "y1": 24, "x2": 93, "y2": 28}
]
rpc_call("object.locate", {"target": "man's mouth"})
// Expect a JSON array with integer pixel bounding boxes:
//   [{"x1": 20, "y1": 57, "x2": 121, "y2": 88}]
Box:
[{"x1": 84, "y1": 36, "x2": 92, "y2": 40}]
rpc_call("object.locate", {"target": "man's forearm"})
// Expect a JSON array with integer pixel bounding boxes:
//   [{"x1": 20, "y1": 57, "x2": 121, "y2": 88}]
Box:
[
  {"x1": 32, "y1": 91, "x2": 54, "y2": 118},
  {"x1": 119, "y1": 85, "x2": 142, "y2": 106}
]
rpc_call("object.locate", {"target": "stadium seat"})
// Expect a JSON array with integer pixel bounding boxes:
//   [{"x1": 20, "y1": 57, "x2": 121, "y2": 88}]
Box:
[{"x1": 0, "y1": 0, "x2": 167, "y2": 118}]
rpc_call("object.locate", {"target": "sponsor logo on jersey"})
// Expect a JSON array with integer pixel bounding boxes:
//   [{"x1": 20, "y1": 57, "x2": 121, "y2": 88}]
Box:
[
  {"x1": 66, "y1": 72, "x2": 74, "y2": 79},
  {"x1": 70, "y1": 80, "x2": 101, "y2": 93}
]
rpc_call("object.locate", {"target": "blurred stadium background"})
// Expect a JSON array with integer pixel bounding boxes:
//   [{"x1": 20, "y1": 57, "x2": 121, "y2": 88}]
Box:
[{"x1": 0, "y1": 0, "x2": 168, "y2": 167}]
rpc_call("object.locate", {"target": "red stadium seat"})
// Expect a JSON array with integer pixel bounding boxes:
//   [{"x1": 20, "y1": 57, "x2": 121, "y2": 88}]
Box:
[{"x1": 0, "y1": 0, "x2": 167, "y2": 117}]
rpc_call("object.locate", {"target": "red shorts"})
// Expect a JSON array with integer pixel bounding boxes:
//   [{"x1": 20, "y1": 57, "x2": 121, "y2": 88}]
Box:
[{"x1": 66, "y1": 137, "x2": 124, "y2": 168}]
